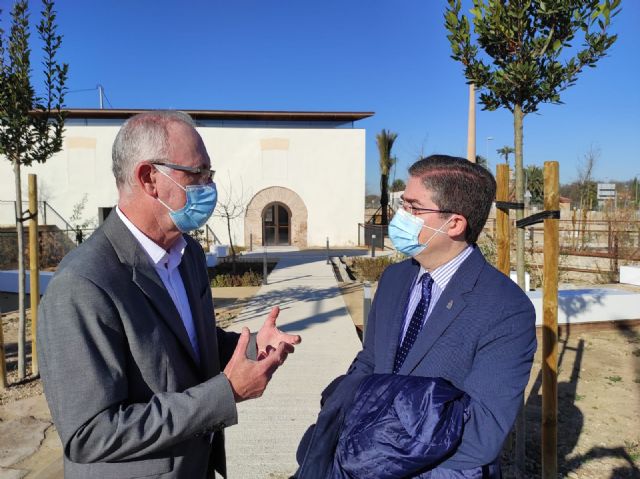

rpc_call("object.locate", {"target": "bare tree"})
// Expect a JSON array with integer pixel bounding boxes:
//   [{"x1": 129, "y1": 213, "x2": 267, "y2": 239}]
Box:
[
  {"x1": 577, "y1": 146, "x2": 599, "y2": 249},
  {"x1": 577, "y1": 146, "x2": 599, "y2": 210},
  {"x1": 213, "y1": 176, "x2": 251, "y2": 273}
]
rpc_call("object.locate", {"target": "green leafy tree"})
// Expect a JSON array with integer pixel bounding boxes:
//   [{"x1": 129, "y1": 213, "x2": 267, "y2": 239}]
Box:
[
  {"x1": 390, "y1": 178, "x2": 406, "y2": 192},
  {"x1": 497, "y1": 145, "x2": 515, "y2": 166},
  {"x1": 0, "y1": 0, "x2": 68, "y2": 379},
  {"x1": 445, "y1": 0, "x2": 620, "y2": 292},
  {"x1": 376, "y1": 129, "x2": 398, "y2": 225}
]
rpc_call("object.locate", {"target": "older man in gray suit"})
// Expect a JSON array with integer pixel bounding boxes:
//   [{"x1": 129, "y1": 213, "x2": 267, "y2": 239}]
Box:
[{"x1": 37, "y1": 111, "x2": 301, "y2": 478}]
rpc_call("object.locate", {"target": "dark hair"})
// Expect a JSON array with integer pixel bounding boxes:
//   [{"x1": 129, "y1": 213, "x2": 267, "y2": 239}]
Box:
[{"x1": 408, "y1": 154, "x2": 496, "y2": 243}]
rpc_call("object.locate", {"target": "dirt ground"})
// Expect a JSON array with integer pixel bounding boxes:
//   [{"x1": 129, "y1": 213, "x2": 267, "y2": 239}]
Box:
[
  {"x1": 339, "y1": 280, "x2": 640, "y2": 479},
  {"x1": 1, "y1": 283, "x2": 639, "y2": 478}
]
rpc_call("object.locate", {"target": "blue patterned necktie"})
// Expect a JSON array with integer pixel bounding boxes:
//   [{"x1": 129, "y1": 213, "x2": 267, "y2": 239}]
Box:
[{"x1": 393, "y1": 272, "x2": 433, "y2": 374}]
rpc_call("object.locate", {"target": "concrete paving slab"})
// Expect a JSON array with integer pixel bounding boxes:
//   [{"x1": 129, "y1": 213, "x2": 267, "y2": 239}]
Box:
[
  {"x1": 0, "y1": 396, "x2": 52, "y2": 422},
  {"x1": 224, "y1": 251, "x2": 362, "y2": 478},
  {"x1": 0, "y1": 417, "x2": 50, "y2": 468},
  {"x1": 0, "y1": 467, "x2": 27, "y2": 479}
]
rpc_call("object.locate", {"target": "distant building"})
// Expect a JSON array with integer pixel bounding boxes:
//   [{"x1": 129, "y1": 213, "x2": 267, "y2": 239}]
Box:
[{"x1": 0, "y1": 109, "x2": 372, "y2": 247}]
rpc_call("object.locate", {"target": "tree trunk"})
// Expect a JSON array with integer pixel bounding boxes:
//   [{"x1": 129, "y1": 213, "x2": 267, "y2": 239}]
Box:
[
  {"x1": 14, "y1": 159, "x2": 27, "y2": 379},
  {"x1": 514, "y1": 104, "x2": 526, "y2": 288},
  {"x1": 226, "y1": 215, "x2": 236, "y2": 275},
  {"x1": 513, "y1": 103, "x2": 526, "y2": 478},
  {"x1": 380, "y1": 173, "x2": 389, "y2": 225}
]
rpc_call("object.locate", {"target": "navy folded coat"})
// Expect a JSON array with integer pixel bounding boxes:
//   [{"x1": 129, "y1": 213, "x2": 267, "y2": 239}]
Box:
[{"x1": 296, "y1": 374, "x2": 499, "y2": 479}]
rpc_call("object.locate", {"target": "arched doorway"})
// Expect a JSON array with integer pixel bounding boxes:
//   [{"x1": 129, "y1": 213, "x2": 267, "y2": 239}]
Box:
[
  {"x1": 245, "y1": 186, "x2": 308, "y2": 248},
  {"x1": 262, "y1": 202, "x2": 291, "y2": 246}
]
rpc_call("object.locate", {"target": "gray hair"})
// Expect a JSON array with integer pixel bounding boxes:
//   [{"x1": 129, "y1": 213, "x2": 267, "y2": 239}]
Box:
[{"x1": 112, "y1": 110, "x2": 196, "y2": 190}]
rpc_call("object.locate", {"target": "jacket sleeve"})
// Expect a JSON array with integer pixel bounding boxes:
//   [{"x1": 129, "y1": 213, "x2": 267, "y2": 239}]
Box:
[
  {"x1": 440, "y1": 299, "x2": 537, "y2": 469},
  {"x1": 37, "y1": 272, "x2": 238, "y2": 464}
]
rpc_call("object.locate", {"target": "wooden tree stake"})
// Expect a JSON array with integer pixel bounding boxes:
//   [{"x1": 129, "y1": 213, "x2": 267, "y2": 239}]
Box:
[
  {"x1": 542, "y1": 161, "x2": 559, "y2": 479},
  {"x1": 496, "y1": 164, "x2": 510, "y2": 275}
]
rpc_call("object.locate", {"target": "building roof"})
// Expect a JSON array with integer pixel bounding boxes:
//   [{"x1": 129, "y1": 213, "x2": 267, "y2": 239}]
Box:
[{"x1": 63, "y1": 108, "x2": 374, "y2": 122}]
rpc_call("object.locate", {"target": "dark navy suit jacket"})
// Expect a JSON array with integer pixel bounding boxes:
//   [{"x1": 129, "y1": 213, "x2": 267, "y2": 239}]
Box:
[{"x1": 347, "y1": 247, "x2": 537, "y2": 470}]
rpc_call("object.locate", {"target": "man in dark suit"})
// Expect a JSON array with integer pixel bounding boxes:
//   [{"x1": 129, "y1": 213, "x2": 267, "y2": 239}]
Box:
[
  {"x1": 346, "y1": 155, "x2": 536, "y2": 474},
  {"x1": 37, "y1": 111, "x2": 301, "y2": 478}
]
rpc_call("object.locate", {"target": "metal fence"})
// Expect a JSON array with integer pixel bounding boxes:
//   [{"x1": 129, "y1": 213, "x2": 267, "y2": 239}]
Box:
[
  {"x1": 482, "y1": 216, "x2": 640, "y2": 283},
  {"x1": 357, "y1": 223, "x2": 386, "y2": 249}
]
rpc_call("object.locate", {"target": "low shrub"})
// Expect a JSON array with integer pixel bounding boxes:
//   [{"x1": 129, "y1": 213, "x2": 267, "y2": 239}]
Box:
[
  {"x1": 350, "y1": 255, "x2": 399, "y2": 282},
  {"x1": 211, "y1": 271, "x2": 262, "y2": 287},
  {"x1": 209, "y1": 260, "x2": 277, "y2": 287}
]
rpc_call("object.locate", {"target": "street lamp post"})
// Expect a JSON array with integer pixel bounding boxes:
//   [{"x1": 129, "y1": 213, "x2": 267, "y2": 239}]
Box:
[{"x1": 486, "y1": 136, "x2": 494, "y2": 168}]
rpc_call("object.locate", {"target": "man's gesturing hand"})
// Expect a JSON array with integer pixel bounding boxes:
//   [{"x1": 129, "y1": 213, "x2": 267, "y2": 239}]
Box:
[
  {"x1": 223, "y1": 327, "x2": 294, "y2": 402},
  {"x1": 256, "y1": 306, "x2": 301, "y2": 359}
]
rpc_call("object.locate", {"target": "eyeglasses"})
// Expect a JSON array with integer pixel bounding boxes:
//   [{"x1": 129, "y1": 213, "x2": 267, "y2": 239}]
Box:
[
  {"x1": 398, "y1": 199, "x2": 456, "y2": 216},
  {"x1": 150, "y1": 161, "x2": 215, "y2": 182}
]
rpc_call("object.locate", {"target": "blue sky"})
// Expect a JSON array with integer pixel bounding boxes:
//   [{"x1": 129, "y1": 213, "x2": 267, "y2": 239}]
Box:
[{"x1": 5, "y1": 0, "x2": 639, "y2": 192}]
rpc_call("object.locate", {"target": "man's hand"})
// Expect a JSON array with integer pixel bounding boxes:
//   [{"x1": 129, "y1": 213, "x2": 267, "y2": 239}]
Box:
[
  {"x1": 256, "y1": 306, "x2": 301, "y2": 359},
  {"x1": 223, "y1": 327, "x2": 294, "y2": 402}
]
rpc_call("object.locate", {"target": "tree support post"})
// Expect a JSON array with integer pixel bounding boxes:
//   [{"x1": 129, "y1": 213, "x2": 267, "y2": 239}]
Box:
[
  {"x1": 326, "y1": 237, "x2": 330, "y2": 265},
  {"x1": 542, "y1": 161, "x2": 559, "y2": 479},
  {"x1": 29, "y1": 174, "x2": 40, "y2": 376},
  {"x1": 496, "y1": 164, "x2": 510, "y2": 275},
  {"x1": 0, "y1": 307, "x2": 7, "y2": 390},
  {"x1": 362, "y1": 281, "x2": 372, "y2": 342},
  {"x1": 262, "y1": 249, "x2": 268, "y2": 286}
]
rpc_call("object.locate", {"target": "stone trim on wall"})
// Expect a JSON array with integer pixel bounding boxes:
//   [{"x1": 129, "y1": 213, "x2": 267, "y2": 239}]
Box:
[{"x1": 244, "y1": 186, "x2": 308, "y2": 248}]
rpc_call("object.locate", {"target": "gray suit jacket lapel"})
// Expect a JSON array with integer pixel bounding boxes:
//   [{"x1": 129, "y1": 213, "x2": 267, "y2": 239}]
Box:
[
  {"x1": 179, "y1": 254, "x2": 216, "y2": 380},
  {"x1": 103, "y1": 213, "x2": 201, "y2": 371},
  {"x1": 400, "y1": 248, "x2": 485, "y2": 375}
]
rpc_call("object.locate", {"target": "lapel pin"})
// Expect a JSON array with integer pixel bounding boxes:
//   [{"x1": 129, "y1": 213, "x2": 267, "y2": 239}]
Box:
[{"x1": 446, "y1": 300, "x2": 453, "y2": 310}]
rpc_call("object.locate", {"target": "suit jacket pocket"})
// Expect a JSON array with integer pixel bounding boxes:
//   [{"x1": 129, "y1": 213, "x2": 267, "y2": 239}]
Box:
[{"x1": 88, "y1": 456, "x2": 172, "y2": 478}]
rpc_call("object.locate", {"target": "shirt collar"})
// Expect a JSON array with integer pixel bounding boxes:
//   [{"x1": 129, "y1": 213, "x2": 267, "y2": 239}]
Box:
[
  {"x1": 417, "y1": 245, "x2": 474, "y2": 291},
  {"x1": 116, "y1": 206, "x2": 187, "y2": 270}
]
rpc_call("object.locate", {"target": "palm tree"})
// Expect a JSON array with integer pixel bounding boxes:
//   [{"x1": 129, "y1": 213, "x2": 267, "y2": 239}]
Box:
[
  {"x1": 496, "y1": 146, "x2": 515, "y2": 166},
  {"x1": 376, "y1": 129, "x2": 398, "y2": 225},
  {"x1": 475, "y1": 155, "x2": 489, "y2": 170}
]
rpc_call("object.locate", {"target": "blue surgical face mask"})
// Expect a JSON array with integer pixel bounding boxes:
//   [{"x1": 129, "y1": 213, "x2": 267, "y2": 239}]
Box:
[
  {"x1": 388, "y1": 208, "x2": 453, "y2": 257},
  {"x1": 155, "y1": 166, "x2": 217, "y2": 232}
]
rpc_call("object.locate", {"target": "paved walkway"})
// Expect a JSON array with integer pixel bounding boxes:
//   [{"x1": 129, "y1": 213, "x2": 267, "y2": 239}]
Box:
[
  {"x1": 224, "y1": 248, "x2": 363, "y2": 478},
  {"x1": 0, "y1": 248, "x2": 365, "y2": 478}
]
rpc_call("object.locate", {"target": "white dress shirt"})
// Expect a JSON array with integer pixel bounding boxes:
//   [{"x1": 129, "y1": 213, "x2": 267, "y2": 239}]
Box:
[{"x1": 116, "y1": 207, "x2": 200, "y2": 361}]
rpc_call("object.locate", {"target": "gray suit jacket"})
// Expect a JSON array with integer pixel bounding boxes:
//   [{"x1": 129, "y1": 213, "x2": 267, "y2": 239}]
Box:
[{"x1": 37, "y1": 212, "x2": 250, "y2": 478}]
